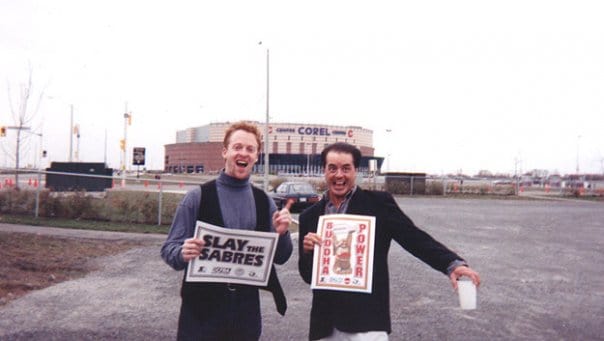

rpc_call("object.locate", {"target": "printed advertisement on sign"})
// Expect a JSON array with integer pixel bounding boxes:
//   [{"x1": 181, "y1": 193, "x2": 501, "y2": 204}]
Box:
[
  {"x1": 311, "y1": 214, "x2": 376, "y2": 293},
  {"x1": 185, "y1": 221, "x2": 278, "y2": 286}
]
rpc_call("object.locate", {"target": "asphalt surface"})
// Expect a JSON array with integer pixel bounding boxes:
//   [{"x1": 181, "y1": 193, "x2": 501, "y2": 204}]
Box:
[{"x1": 1, "y1": 197, "x2": 603, "y2": 340}]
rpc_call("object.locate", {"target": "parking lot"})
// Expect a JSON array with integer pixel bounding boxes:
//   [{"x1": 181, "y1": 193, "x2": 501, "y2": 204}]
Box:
[{"x1": 1, "y1": 197, "x2": 603, "y2": 340}]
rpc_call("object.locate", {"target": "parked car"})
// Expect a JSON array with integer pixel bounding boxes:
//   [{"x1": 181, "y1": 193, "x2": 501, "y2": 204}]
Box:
[
  {"x1": 270, "y1": 181, "x2": 321, "y2": 213},
  {"x1": 493, "y1": 179, "x2": 513, "y2": 185}
]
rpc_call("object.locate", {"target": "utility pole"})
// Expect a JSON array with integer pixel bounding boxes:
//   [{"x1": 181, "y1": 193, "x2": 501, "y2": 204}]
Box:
[{"x1": 74, "y1": 124, "x2": 80, "y2": 162}]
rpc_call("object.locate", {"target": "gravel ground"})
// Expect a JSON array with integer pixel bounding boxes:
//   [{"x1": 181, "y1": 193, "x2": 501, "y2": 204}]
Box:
[{"x1": 1, "y1": 197, "x2": 603, "y2": 340}]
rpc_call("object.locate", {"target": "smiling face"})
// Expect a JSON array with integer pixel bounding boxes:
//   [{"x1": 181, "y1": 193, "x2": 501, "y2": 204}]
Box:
[
  {"x1": 222, "y1": 129, "x2": 259, "y2": 180},
  {"x1": 324, "y1": 150, "x2": 357, "y2": 206}
]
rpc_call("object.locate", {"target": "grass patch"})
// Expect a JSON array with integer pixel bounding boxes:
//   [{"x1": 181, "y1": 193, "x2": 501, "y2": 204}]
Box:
[{"x1": 0, "y1": 213, "x2": 298, "y2": 234}]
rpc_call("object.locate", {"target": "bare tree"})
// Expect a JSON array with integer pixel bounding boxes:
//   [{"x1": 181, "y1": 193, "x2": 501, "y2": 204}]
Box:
[{"x1": 5, "y1": 66, "x2": 44, "y2": 189}]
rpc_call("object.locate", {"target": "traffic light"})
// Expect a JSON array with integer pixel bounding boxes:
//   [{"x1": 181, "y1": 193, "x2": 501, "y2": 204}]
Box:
[
  {"x1": 128, "y1": 114, "x2": 132, "y2": 125},
  {"x1": 119, "y1": 139, "x2": 126, "y2": 151},
  {"x1": 0, "y1": 126, "x2": 6, "y2": 137}
]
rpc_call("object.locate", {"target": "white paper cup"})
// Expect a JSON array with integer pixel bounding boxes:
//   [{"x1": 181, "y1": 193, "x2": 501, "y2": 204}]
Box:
[{"x1": 457, "y1": 280, "x2": 477, "y2": 310}]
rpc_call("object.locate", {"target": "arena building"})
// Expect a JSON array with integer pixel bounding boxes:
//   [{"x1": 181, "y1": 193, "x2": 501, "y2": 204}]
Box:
[{"x1": 164, "y1": 121, "x2": 383, "y2": 175}]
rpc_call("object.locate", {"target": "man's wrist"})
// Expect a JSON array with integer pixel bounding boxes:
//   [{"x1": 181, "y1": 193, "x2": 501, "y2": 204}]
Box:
[{"x1": 446, "y1": 259, "x2": 468, "y2": 276}]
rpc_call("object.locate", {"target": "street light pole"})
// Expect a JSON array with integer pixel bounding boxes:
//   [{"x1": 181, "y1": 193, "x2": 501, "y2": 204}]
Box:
[
  {"x1": 385, "y1": 129, "x2": 392, "y2": 173},
  {"x1": 69, "y1": 104, "x2": 73, "y2": 162},
  {"x1": 576, "y1": 135, "x2": 582, "y2": 174},
  {"x1": 263, "y1": 47, "x2": 270, "y2": 191}
]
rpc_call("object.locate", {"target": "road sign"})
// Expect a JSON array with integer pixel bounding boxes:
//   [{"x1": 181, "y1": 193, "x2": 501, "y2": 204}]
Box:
[{"x1": 133, "y1": 147, "x2": 146, "y2": 166}]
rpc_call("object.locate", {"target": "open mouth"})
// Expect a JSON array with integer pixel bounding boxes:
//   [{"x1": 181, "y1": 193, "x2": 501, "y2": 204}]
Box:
[
  {"x1": 236, "y1": 160, "x2": 248, "y2": 168},
  {"x1": 332, "y1": 180, "x2": 346, "y2": 189}
]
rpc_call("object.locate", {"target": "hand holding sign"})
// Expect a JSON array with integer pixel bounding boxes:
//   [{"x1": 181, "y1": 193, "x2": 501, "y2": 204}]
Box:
[
  {"x1": 186, "y1": 222, "x2": 279, "y2": 286},
  {"x1": 272, "y1": 199, "x2": 293, "y2": 235},
  {"x1": 182, "y1": 237, "x2": 205, "y2": 262}
]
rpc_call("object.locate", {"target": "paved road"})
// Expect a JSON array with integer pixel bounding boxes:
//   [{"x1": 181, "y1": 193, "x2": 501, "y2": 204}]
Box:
[{"x1": 1, "y1": 197, "x2": 603, "y2": 340}]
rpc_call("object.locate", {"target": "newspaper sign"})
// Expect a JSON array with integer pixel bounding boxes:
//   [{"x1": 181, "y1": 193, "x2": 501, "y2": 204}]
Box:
[
  {"x1": 185, "y1": 221, "x2": 278, "y2": 286},
  {"x1": 311, "y1": 214, "x2": 376, "y2": 293}
]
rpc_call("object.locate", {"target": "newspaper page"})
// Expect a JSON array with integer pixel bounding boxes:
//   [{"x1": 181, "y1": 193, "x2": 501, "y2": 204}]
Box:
[
  {"x1": 185, "y1": 221, "x2": 278, "y2": 286},
  {"x1": 310, "y1": 214, "x2": 376, "y2": 293}
]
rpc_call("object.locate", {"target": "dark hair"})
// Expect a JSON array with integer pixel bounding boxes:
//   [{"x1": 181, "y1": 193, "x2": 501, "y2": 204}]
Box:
[{"x1": 320, "y1": 142, "x2": 362, "y2": 169}]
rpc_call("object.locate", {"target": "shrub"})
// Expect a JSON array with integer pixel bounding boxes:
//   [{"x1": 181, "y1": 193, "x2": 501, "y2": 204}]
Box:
[
  {"x1": 0, "y1": 189, "x2": 37, "y2": 214},
  {"x1": 0, "y1": 188, "x2": 183, "y2": 226},
  {"x1": 425, "y1": 180, "x2": 444, "y2": 195}
]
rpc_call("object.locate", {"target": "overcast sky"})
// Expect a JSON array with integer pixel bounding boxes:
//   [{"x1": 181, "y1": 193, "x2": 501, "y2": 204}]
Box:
[{"x1": 1, "y1": 0, "x2": 603, "y2": 176}]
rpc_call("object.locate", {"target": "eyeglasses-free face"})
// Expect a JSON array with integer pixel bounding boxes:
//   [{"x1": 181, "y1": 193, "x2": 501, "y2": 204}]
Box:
[
  {"x1": 324, "y1": 151, "x2": 357, "y2": 206},
  {"x1": 222, "y1": 130, "x2": 259, "y2": 180}
]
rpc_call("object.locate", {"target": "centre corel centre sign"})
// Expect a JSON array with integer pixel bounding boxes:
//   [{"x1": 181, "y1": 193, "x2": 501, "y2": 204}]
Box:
[{"x1": 272, "y1": 126, "x2": 353, "y2": 138}]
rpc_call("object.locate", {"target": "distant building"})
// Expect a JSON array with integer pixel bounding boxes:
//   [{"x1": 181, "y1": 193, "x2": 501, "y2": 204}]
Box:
[
  {"x1": 545, "y1": 174, "x2": 562, "y2": 187},
  {"x1": 164, "y1": 121, "x2": 383, "y2": 174}
]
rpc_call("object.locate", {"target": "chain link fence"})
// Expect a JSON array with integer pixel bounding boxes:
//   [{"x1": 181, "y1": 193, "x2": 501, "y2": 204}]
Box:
[{"x1": 2, "y1": 169, "x2": 603, "y2": 225}]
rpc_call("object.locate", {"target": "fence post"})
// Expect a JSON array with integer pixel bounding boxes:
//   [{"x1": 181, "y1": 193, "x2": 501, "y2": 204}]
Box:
[
  {"x1": 410, "y1": 176, "x2": 414, "y2": 196},
  {"x1": 157, "y1": 181, "x2": 163, "y2": 226},
  {"x1": 34, "y1": 170, "x2": 41, "y2": 218}
]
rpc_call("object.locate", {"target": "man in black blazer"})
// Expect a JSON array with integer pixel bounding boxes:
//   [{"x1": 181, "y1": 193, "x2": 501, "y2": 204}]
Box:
[{"x1": 299, "y1": 142, "x2": 481, "y2": 340}]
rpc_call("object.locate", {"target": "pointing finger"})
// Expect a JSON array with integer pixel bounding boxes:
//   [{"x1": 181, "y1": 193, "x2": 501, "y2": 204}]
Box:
[{"x1": 284, "y1": 199, "x2": 294, "y2": 211}]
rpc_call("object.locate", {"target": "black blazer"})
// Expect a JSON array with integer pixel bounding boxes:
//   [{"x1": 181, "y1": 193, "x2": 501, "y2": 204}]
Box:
[{"x1": 298, "y1": 188, "x2": 463, "y2": 340}]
